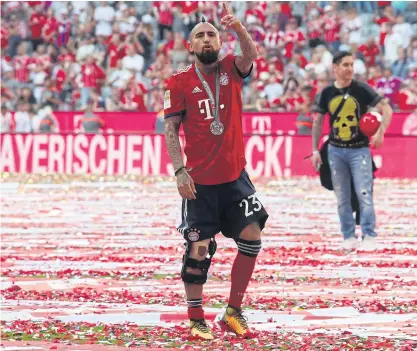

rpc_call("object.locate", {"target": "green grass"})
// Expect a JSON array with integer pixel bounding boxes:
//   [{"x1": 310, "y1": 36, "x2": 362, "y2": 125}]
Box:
[{"x1": 153, "y1": 273, "x2": 176, "y2": 280}]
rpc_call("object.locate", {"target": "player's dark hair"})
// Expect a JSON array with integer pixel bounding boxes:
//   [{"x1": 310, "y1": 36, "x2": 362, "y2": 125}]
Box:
[
  {"x1": 201, "y1": 16, "x2": 206, "y2": 23},
  {"x1": 333, "y1": 51, "x2": 352, "y2": 65}
]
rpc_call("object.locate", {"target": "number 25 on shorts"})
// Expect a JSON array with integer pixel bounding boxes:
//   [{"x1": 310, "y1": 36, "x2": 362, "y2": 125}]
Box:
[{"x1": 240, "y1": 195, "x2": 262, "y2": 217}]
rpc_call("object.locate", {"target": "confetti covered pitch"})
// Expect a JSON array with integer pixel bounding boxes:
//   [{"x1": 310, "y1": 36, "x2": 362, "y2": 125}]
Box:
[{"x1": 1, "y1": 175, "x2": 417, "y2": 351}]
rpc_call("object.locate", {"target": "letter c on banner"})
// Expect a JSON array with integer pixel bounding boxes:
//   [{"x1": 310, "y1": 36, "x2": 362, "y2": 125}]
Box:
[
  {"x1": 245, "y1": 136, "x2": 264, "y2": 177},
  {"x1": 89, "y1": 135, "x2": 107, "y2": 174}
]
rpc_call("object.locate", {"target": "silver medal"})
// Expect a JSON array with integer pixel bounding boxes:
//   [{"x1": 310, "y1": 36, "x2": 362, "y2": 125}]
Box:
[
  {"x1": 210, "y1": 120, "x2": 224, "y2": 135},
  {"x1": 195, "y1": 66, "x2": 225, "y2": 136}
]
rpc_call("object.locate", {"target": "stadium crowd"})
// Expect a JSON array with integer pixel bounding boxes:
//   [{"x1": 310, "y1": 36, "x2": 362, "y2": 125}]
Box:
[{"x1": 1, "y1": 1, "x2": 417, "y2": 133}]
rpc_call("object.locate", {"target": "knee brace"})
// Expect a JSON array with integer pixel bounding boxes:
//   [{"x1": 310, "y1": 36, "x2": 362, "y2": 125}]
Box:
[
  {"x1": 236, "y1": 238, "x2": 262, "y2": 257},
  {"x1": 181, "y1": 238, "x2": 217, "y2": 285}
]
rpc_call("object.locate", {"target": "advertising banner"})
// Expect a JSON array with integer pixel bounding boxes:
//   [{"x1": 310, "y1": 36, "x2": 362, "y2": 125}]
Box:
[
  {"x1": 45, "y1": 111, "x2": 417, "y2": 135},
  {"x1": 1, "y1": 133, "x2": 416, "y2": 178}
]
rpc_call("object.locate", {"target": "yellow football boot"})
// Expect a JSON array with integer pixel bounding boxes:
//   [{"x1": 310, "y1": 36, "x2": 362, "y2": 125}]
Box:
[
  {"x1": 221, "y1": 306, "x2": 250, "y2": 336},
  {"x1": 190, "y1": 319, "x2": 214, "y2": 340}
]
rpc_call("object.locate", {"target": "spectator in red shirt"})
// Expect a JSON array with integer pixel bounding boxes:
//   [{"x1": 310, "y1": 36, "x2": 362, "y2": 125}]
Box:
[
  {"x1": 306, "y1": 8, "x2": 325, "y2": 48},
  {"x1": 374, "y1": 6, "x2": 395, "y2": 47},
  {"x1": 153, "y1": 1, "x2": 174, "y2": 40},
  {"x1": 107, "y1": 33, "x2": 123, "y2": 69},
  {"x1": 57, "y1": 46, "x2": 75, "y2": 69},
  {"x1": 120, "y1": 78, "x2": 148, "y2": 112},
  {"x1": 29, "y1": 4, "x2": 46, "y2": 50},
  {"x1": 367, "y1": 66, "x2": 383, "y2": 89},
  {"x1": 163, "y1": 31, "x2": 188, "y2": 56},
  {"x1": 31, "y1": 44, "x2": 52, "y2": 73},
  {"x1": 253, "y1": 45, "x2": 268, "y2": 78},
  {"x1": 397, "y1": 81, "x2": 417, "y2": 111},
  {"x1": 322, "y1": 5, "x2": 341, "y2": 53},
  {"x1": 42, "y1": 7, "x2": 58, "y2": 45},
  {"x1": 106, "y1": 23, "x2": 126, "y2": 45},
  {"x1": 409, "y1": 64, "x2": 417, "y2": 81},
  {"x1": 80, "y1": 56, "x2": 106, "y2": 108},
  {"x1": 263, "y1": 23, "x2": 282, "y2": 52},
  {"x1": 283, "y1": 86, "x2": 303, "y2": 112},
  {"x1": 197, "y1": 1, "x2": 220, "y2": 25},
  {"x1": 282, "y1": 17, "x2": 306, "y2": 59},
  {"x1": 174, "y1": 1, "x2": 199, "y2": 38},
  {"x1": 145, "y1": 52, "x2": 169, "y2": 81},
  {"x1": 293, "y1": 50, "x2": 308, "y2": 69},
  {"x1": 358, "y1": 37, "x2": 380, "y2": 68},
  {"x1": 54, "y1": 61, "x2": 67, "y2": 94},
  {"x1": 12, "y1": 43, "x2": 31, "y2": 84},
  {"x1": 245, "y1": 2, "x2": 266, "y2": 26}
]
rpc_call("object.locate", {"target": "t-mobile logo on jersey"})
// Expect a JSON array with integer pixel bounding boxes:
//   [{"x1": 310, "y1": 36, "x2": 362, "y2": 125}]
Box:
[{"x1": 198, "y1": 99, "x2": 225, "y2": 120}]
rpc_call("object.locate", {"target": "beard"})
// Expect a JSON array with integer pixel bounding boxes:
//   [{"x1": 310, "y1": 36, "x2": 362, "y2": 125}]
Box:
[{"x1": 195, "y1": 50, "x2": 220, "y2": 65}]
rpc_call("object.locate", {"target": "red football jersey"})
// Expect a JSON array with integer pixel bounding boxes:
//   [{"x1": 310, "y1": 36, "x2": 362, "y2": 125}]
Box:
[
  {"x1": 30, "y1": 12, "x2": 46, "y2": 39},
  {"x1": 164, "y1": 55, "x2": 247, "y2": 185}
]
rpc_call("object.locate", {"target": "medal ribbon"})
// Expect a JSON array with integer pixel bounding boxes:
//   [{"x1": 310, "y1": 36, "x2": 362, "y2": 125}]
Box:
[{"x1": 194, "y1": 65, "x2": 220, "y2": 123}]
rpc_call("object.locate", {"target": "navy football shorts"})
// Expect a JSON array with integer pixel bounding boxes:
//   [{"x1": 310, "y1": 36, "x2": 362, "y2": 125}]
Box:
[{"x1": 177, "y1": 169, "x2": 269, "y2": 243}]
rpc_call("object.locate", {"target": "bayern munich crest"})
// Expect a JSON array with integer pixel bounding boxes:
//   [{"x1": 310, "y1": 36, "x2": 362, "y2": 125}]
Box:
[
  {"x1": 220, "y1": 73, "x2": 229, "y2": 85},
  {"x1": 188, "y1": 231, "x2": 200, "y2": 242}
]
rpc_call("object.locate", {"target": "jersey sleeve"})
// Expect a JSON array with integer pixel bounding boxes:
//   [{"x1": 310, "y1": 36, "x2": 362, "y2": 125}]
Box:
[
  {"x1": 358, "y1": 81, "x2": 383, "y2": 107},
  {"x1": 311, "y1": 88, "x2": 328, "y2": 114},
  {"x1": 221, "y1": 54, "x2": 253, "y2": 82},
  {"x1": 164, "y1": 75, "x2": 186, "y2": 119}
]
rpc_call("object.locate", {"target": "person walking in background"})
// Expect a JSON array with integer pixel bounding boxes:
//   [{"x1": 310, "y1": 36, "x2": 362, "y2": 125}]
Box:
[{"x1": 311, "y1": 51, "x2": 392, "y2": 251}]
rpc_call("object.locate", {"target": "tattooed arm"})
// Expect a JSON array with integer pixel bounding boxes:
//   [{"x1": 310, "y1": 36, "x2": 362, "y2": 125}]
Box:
[
  {"x1": 164, "y1": 116, "x2": 184, "y2": 172},
  {"x1": 312, "y1": 112, "x2": 325, "y2": 152},
  {"x1": 311, "y1": 112, "x2": 325, "y2": 171},
  {"x1": 164, "y1": 116, "x2": 196, "y2": 200},
  {"x1": 220, "y1": 3, "x2": 257, "y2": 75},
  {"x1": 234, "y1": 25, "x2": 258, "y2": 74}
]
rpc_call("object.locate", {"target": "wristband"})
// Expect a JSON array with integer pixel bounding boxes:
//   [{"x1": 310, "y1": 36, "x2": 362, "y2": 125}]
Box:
[{"x1": 174, "y1": 166, "x2": 186, "y2": 176}]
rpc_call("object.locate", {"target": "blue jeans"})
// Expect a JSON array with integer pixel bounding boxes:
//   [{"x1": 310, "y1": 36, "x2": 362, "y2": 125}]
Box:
[
  {"x1": 80, "y1": 87, "x2": 92, "y2": 108},
  {"x1": 328, "y1": 145, "x2": 377, "y2": 239}
]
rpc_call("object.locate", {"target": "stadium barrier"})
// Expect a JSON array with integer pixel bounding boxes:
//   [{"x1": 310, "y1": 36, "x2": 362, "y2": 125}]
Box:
[{"x1": 28, "y1": 111, "x2": 417, "y2": 135}]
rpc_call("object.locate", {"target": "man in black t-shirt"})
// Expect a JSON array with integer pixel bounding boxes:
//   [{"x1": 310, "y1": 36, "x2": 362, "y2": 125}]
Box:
[{"x1": 311, "y1": 51, "x2": 393, "y2": 251}]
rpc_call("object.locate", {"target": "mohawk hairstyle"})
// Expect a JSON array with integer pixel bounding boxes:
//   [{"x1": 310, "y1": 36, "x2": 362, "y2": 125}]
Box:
[{"x1": 201, "y1": 16, "x2": 206, "y2": 23}]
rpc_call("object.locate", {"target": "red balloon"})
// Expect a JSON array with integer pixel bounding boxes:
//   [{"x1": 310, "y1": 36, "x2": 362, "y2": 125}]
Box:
[{"x1": 359, "y1": 111, "x2": 382, "y2": 137}]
